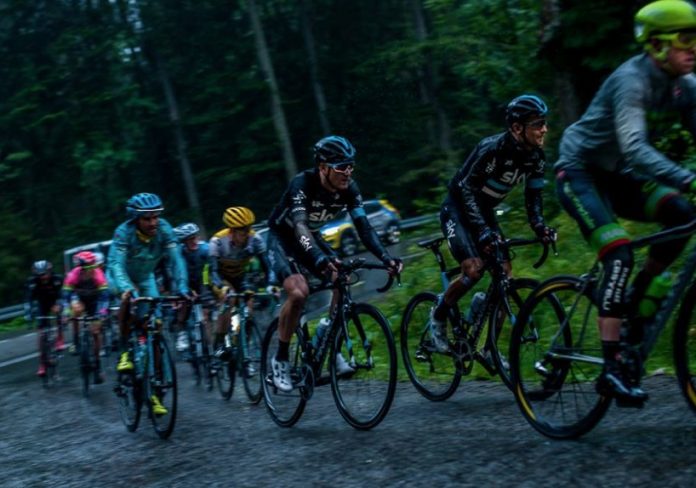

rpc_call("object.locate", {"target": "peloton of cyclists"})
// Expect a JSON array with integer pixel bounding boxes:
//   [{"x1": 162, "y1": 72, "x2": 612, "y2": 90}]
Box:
[{"x1": 265, "y1": 135, "x2": 403, "y2": 392}]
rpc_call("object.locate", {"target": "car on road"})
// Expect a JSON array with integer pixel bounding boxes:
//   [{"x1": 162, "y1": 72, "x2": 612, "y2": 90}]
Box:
[{"x1": 320, "y1": 199, "x2": 401, "y2": 256}]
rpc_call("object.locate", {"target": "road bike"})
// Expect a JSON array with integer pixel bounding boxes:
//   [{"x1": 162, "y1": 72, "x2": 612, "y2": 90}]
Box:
[
  {"x1": 36, "y1": 315, "x2": 62, "y2": 387},
  {"x1": 212, "y1": 291, "x2": 268, "y2": 404},
  {"x1": 185, "y1": 297, "x2": 214, "y2": 389},
  {"x1": 400, "y1": 236, "x2": 551, "y2": 401},
  {"x1": 75, "y1": 314, "x2": 104, "y2": 397},
  {"x1": 509, "y1": 219, "x2": 696, "y2": 439},
  {"x1": 261, "y1": 259, "x2": 399, "y2": 430},
  {"x1": 114, "y1": 296, "x2": 180, "y2": 439}
]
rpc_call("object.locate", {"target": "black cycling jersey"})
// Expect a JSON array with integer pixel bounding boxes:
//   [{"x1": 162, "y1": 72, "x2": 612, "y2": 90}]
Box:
[
  {"x1": 24, "y1": 274, "x2": 63, "y2": 316},
  {"x1": 268, "y1": 168, "x2": 388, "y2": 268},
  {"x1": 447, "y1": 131, "x2": 546, "y2": 236}
]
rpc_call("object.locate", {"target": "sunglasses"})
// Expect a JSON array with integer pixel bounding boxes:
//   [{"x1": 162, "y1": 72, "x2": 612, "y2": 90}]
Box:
[
  {"x1": 526, "y1": 119, "x2": 548, "y2": 129},
  {"x1": 656, "y1": 32, "x2": 696, "y2": 50},
  {"x1": 328, "y1": 161, "x2": 355, "y2": 174}
]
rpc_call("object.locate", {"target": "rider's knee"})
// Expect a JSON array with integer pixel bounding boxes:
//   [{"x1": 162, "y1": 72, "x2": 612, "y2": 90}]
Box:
[{"x1": 461, "y1": 258, "x2": 484, "y2": 281}]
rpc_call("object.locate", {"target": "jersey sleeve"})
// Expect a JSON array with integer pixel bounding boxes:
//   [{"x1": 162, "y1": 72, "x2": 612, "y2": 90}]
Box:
[
  {"x1": 452, "y1": 142, "x2": 494, "y2": 236},
  {"x1": 524, "y1": 153, "x2": 546, "y2": 227},
  {"x1": 106, "y1": 224, "x2": 137, "y2": 295}
]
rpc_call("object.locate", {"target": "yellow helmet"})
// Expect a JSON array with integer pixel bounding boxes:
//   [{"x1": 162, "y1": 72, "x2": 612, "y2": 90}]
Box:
[{"x1": 223, "y1": 206, "x2": 255, "y2": 228}]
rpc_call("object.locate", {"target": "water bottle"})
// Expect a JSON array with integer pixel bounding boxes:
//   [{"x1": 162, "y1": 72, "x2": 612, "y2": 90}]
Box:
[
  {"x1": 230, "y1": 309, "x2": 241, "y2": 345},
  {"x1": 312, "y1": 318, "x2": 331, "y2": 349},
  {"x1": 466, "y1": 292, "x2": 487, "y2": 327},
  {"x1": 638, "y1": 272, "x2": 672, "y2": 318}
]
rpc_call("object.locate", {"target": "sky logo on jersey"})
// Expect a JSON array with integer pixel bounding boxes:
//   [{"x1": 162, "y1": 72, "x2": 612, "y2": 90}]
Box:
[
  {"x1": 445, "y1": 219, "x2": 456, "y2": 239},
  {"x1": 292, "y1": 190, "x2": 306, "y2": 205},
  {"x1": 309, "y1": 209, "x2": 337, "y2": 222},
  {"x1": 500, "y1": 168, "x2": 526, "y2": 185},
  {"x1": 299, "y1": 235, "x2": 312, "y2": 251}
]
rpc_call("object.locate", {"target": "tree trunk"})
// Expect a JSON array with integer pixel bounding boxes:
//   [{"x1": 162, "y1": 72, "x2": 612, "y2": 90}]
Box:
[
  {"x1": 299, "y1": 0, "x2": 331, "y2": 135},
  {"x1": 247, "y1": 0, "x2": 298, "y2": 181},
  {"x1": 409, "y1": 0, "x2": 452, "y2": 152}
]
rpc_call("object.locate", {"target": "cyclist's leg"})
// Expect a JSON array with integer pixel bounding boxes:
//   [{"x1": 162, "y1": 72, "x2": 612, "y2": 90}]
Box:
[
  {"x1": 69, "y1": 300, "x2": 85, "y2": 354},
  {"x1": 36, "y1": 313, "x2": 50, "y2": 376}
]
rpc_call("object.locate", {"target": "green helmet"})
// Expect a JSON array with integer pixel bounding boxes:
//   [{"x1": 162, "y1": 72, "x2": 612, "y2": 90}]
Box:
[{"x1": 635, "y1": 0, "x2": 696, "y2": 43}]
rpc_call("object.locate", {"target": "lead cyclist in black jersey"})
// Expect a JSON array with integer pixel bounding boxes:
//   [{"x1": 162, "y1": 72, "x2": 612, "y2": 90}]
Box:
[
  {"x1": 554, "y1": 0, "x2": 696, "y2": 405},
  {"x1": 428, "y1": 94, "x2": 557, "y2": 354},
  {"x1": 266, "y1": 135, "x2": 403, "y2": 392}
]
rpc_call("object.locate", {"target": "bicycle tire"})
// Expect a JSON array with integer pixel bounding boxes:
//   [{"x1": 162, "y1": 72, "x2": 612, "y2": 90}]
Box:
[
  {"x1": 509, "y1": 276, "x2": 611, "y2": 439},
  {"x1": 40, "y1": 331, "x2": 51, "y2": 388},
  {"x1": 673, "y1": 280, "x2": 696, "y2": 414},
  {"x1": 400, "y1": 292, "x2": 461, "y2": 401},
  {"x1": 242, "y1": 320, "x2": 263, "y2": 404},
  {"x1": 216, "y1": 346, "x2": 236, "y2": 400},
  {"x1": 487, "y1": 278, "x2": 539, "y2": 389},
  {"x1": 80, "y1": 329, "x2": 92, "y2": 398},
  {"x1": 331, "y1": 303, "x2": 397, "y2": 430},
  {"x1": 117, "y1": 371, "x2": 141, "y2": 432},
  {"x1": 260, "y1": 318, "x2": 307, "y2": 428},
  {"x1": 147, "y1": 336, "x2": 178, "y2": 439}
]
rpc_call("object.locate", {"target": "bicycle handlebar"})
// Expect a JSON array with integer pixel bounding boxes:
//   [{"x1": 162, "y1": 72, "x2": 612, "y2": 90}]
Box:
[{"x1": 339, "y1": 258, "x2": 401, "y2": 293}]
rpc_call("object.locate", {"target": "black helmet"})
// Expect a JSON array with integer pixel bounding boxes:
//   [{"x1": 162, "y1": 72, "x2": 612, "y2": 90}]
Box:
[
  {"x1": 313, "y1": 135, "x2": 356, "y2": 165},
  {"x1": 505, "y1": 95, "x2": 548, "y2": 127},
  {"x1": 32, "y1": 260, "x2": 53, "y2": 275}
]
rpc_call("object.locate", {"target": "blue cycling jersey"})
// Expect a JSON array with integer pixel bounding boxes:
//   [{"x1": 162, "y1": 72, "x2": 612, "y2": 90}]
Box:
[
  {"x1": 179, "y1": 241, "x2": 210, "y2": 293},
  {"x1": 106, "y1": 218, "x2": 189, "y2": 297}
]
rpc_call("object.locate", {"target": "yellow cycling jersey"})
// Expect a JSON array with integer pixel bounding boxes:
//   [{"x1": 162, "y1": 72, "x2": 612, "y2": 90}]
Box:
[{"x1": 209, "y1": 228, "x2": 265, "y2": 281}]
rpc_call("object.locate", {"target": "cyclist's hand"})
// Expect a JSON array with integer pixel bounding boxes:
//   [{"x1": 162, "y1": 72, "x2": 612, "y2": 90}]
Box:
[
  {"x1": 316, "y1": 255, "x2": 339, "y2": 276},
  {"x1": 477, "y1": 228, "x2": 503, "y2": 256},
  {"x1": 265, "y1": 285, "x2": 281, "y2": 297},
  {"x1": 382, "y1": 255, "x2": 403, "y2": 275},
  {"x1": 121, "y1": 289, "x2": 134, "y2": 301},
  {"x1": 533, "y1": 223, "x2": 558, "y2": 244}
]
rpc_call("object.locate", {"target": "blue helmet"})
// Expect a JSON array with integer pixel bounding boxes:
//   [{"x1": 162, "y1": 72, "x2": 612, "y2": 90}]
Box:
[
  {"x1": 313, "y1": 135, "x2": 356, "y2": 165},
  {"x1": 32, "y1": 260, "x2": 53, "y2": 275},
  {"x1": 126, "y1": 193, "x2": 164, "y2": 220},
  {"x1": 505, "y1": 94, "x2": 548, "y2": 127},
  {"x1": 173, "y1": 222, "x2": 200, "y2": 242}
]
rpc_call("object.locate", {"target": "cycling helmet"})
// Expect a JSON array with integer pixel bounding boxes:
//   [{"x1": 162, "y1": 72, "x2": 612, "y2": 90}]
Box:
[
  {"x1": 505, "y1": 95, "x2": 549, "y2": 127},
  {"x1": 32, "y1": 260, "x2": 53, "y2": 275},
  {"x1": 74, "y1": 251, "x2": 97, "y2": 269},
  {"x1": 313, "y1": 136, "x2": 356, "y2": 165},
  {"x1": 223, "y1": 207, "x2": 255, "y2": 228},
  {"x1": 174, "y1": 222, "x2": 200, "y2": 242},
  {"x1": 126, "y1": 192, "x2": 164, "y2": 220},
  {"x1": 93, "y1": 252, "x2": 105, "y2": 267},
  {"x1": 635, "y1": 0, "x2": 696, "y2": 43}
]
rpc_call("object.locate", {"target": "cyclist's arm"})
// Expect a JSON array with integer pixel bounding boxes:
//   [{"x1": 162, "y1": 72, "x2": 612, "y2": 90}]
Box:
[
  {"x1": 453, "y1": 144, "x2": 494, "y2": 235},
  {"x1": 94, "y1": 269, "x2": 110, "y2": 316},
  {"x1": 524, "y1": 162, "x2": 546, "y2": 228},
  {"x1": 107, "y1": 228, "x2": 138, "y2": 295},
  {"x1": 207, "y1": 238, "x2": 224, "y2": 288},
  {"x1": 287, "y1": 179, "x2": 327, "y2": 266},
  {"x1": 250, "y1": 235, "x2": 278, "y2": 285},
  {"x1": 613, "y1": 76, "x2": 695, "y2": 190},
  {"x1": 165, "y1": 243, "x2": 190, "y2": 296}
]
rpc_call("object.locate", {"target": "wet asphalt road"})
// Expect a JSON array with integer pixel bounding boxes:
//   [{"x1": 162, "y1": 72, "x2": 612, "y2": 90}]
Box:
[{"x1": 1, "y1": 352, "x2": 695, "y2": 487}]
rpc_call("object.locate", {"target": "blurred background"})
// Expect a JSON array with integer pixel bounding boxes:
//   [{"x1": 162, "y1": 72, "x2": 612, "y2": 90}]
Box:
[{"x1": 2, "y1": 0, "x2": 695, "y2": 304}]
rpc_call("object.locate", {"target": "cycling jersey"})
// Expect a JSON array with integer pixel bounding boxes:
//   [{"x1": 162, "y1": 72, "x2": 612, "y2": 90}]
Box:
[
  {"x1": 62, "y1": 267, "x2": 109, "y2": 315},
  {"x1": 267, "y1": 168, "x2": 389, "y2": 269},
  {"x1": 24, "y1": 274, "x2": 63, "y2": 318},
  {"x1": 179, "y1": 241, "x2": 210, "y2": 294},
  {"x1": 106, "y1": 218, "x2": 189, "y2": 297},
  {"x1": 446, "y1": 130, "x2": 546, "y2": 237},
  {"x1": 208, "y1": 229, "x2": 274, "y2": 287},
  {"x1": 555, "y1": 54, "x2": 696, "y2": 190}
]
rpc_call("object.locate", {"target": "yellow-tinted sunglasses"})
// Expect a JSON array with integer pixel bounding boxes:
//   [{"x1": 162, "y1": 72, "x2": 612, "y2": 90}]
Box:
[{"x1": 656, "y1": 32, "x2": 696, "y2": 50}]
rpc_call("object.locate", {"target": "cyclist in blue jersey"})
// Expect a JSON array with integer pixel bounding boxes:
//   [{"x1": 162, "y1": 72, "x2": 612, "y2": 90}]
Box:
[
  {"x1": 266, "y1": 135, "x2": 403, "y2": 392},
  {"x1": 107, "y1": 193, "x2": 189, "y2": 415},
  {"x1": 172, "y1": 222, "x2": 212, "y2": 352},
  {"x1": 555, "y1": 0, "x2": 696, "y2": 404},
  {"x1": 428, "y1": 95, "x2": 557, "y2": 358}
]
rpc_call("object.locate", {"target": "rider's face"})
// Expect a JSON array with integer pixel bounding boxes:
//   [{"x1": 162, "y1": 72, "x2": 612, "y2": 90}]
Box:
[
  {"x1": 523, "y1": 117, "x2": 548, "y2": 149},
  {"x1": 183, "y1": 236, "x2": 199, "y2": 251},
  {"x1": 230, "y1": 227, "x2": 250, "y2": 247},
  {"x1": 136, "y1": 213, "x2": 160, "y2": 237},
  {"x1": 320, "y1": 164, "x2": 352, "y2": 191},
  {"x1": 665, "y1": 45, "x2": 696, "y2": 76}
]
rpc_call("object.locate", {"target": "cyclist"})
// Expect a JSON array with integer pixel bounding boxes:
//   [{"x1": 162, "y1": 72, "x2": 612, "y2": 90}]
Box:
[
  {"x1": 428, "y1": 95, "x2": 556, "y2": 360},
  {"x1": 555, "y1": 0, "x2": 696, "y2": 405},
  {"x1": 208, "y1": 207, "x2": 276, "y2": 355},
  {"x1": 173, "y1": 222, "x2": 213, "y2": 353},
  {"x1": 266, "y1": 135, "x2": 403, "y2": 392},
  {"x1": 62, "y1": 251, "x2": 110, "y2": 383},
  {"x1": 24, "y1": 260, "x2": 64, "y2": 377},
  {"x1": 107, "y1": 192, "x2": 189, "y2": 415}
]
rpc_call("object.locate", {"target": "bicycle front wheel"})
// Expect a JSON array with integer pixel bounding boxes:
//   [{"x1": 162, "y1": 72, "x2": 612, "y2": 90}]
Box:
[
  {"x1": 332, "y1": 303, "x2": 397, "y2": 430},
  {"x1": 260, "y1": 318, "x2": 307, "y2": 428},
  {"x1": 80, "y1": 330, "x2": 93, "y2": 398},
  {"x1": 216, "y1": 345, "x2": 236, "y2": 400},
  {"x1": 242, "y1": 321, "x2": 263, "y2": 404},
  {"x1": 674, "y1": 281, "x2": 696, "y2": 413},
  {"x1": 487, "y1": 278, "x2": 539, "y2": 389},
  {"x1": 400, "y1": 292, "x2": 461, "y2": 401},
  {"x1": 116, "y1": 371, "x2": 141, "y2": 432},
  {"x1": 147, "y1": 336, "x2": 178, "y2": 439},
  {"x1": 509, "y1": 276, "x2": 610, "y2": 439}
]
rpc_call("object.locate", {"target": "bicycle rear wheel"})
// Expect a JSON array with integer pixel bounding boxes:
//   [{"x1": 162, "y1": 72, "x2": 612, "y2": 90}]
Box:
[
  {"x1": 116, "y1": 372, "x2": 141, "y2": 432},
  {"x1": 487, "y1": 278, "x2": 539, "y2": 389},
  {"x1": 261, "y1": 318, "x2": 307, "y2": 428},
  {"x1": 674, "y1": 281, "x2": 696, "y2": 413},
  {"x1": 400, "y1": 292, "x2": 461, "y2": 401},
  {"x1": 332, "y1": 303, "x2": 397, "y2": 430},
  {"x1": 216, "y1": 345, "x2": 236, "y2": 400},
  {"x1": 242, "y1": 320, "x2": 263, "y2": 404},
  {"x1": 509, "y1": 276, "x2": 610, "y2": 439},
  {"x1": 147, "y1": 336, "x2": 178, "y2": 439}
]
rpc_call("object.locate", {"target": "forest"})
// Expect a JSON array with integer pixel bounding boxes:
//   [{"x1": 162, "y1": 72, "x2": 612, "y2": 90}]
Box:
[{"x1": 2, "y1": 0, "x2": 695, "y2": 304}]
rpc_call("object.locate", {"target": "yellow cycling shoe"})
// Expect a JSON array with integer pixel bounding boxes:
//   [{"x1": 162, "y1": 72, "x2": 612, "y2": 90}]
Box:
[
  {"x1": 150, "y1": 395, "x2": 168, "y2": 416},
  {"x1": 116, "y1": 352, "x2": 134, "y2": 372}
]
